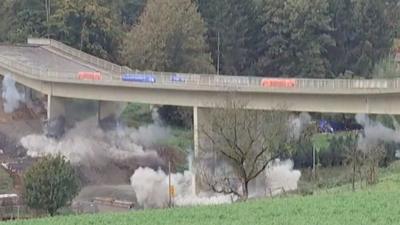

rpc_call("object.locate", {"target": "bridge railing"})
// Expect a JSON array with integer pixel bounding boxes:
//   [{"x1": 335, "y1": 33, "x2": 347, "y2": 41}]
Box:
[{"x1": 1, "y1": 54, "x2": 400, "y2": 90}]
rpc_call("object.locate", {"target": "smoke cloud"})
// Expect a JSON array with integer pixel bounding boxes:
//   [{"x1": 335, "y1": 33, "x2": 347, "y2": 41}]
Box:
[
  {"x1": 131, "y1": 159, "x2": 301, "y2": 208},
  {"x1": 290, "y1": 112, "x2": 312, "y2": 140},
  {"x1": 19, "y1": 107, "x2": 301, "y2": 208},
  {"x1": 265, "y1": 159, "x2": 301, "y2": 196},
  {"x1": 20, "y1": 117, "x2": 170, "y2": 183},
  {"x1": 130, "y1": 167, "x2": 234, "y2": 208},
  {"x1": 2, "y1": 75, "x2": 25, "y2": 113},
  {"x1": 355, "y1": 114, "x2": 400, "y2": 151}
]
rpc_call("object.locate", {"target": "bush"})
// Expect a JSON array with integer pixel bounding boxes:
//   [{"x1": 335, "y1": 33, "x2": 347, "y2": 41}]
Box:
[{"x1": 24, "y1": 155, "x2": 80, "y2": 216}]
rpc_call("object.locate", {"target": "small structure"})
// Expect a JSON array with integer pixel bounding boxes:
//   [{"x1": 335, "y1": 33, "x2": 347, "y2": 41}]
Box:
[{"x1": 93, "y1": 197, "x2": 134, "y2": 209}]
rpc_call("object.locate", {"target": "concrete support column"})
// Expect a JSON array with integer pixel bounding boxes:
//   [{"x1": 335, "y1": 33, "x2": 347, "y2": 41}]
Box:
[
  {"x1": 193, "y1": 106, "x2": 213, "y2": 195},
  {"x1": 47, "y1": 95, "x2": 65, "y2": 121},
  {"x1": 98, "y1": 101, "x2": 126, "y2": 129},
  {"x1": 46, "y1": 95, "x2": 66, "y2": 138}
]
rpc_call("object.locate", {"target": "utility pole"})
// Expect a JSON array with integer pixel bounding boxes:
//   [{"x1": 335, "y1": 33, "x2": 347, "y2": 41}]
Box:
[
  {"x1": 45, "y1": 0, "x2": 51, "y2": 39},
  {"x1": 217, "y1": 31, "x2": 220, "y2": 75}
]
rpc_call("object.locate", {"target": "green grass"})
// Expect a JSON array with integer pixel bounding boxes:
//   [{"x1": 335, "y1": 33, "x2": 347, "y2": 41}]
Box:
[
  {"x1": 0, "y1": 167, "x2": 13, "y2": 194},
  {"x1": 4, "y1": 163, "x2": 400, "y2": 225}
]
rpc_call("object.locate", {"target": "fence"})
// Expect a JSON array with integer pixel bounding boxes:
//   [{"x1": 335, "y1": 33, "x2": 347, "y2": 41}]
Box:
[{"x1": 0, "y1": 205, "x2": 39, "y2": 221}]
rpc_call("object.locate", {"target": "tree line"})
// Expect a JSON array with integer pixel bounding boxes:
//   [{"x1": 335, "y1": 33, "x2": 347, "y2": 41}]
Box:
[{"x1": 0, "y1": 0, "x2": 399, "y2": 78}]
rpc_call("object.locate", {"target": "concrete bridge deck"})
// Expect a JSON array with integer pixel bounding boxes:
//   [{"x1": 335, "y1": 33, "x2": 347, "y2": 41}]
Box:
[
  {"x1": 0, "y1": 38, "x2": 400, "y2": 115},
  {"x1": 0, "y1": 45, "x2": 94, "y2": 72}
]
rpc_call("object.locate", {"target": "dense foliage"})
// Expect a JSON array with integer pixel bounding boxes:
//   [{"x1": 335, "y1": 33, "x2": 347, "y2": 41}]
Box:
[
  {"x1": 0, "y1": 0, "x2": 398, "y2": 77},
  {"x1": 24, "y1": 155, "x2": 80, "y2": 216},
  {"x1": 122, "y1": 0, "x2": 214, "y2": 74}
]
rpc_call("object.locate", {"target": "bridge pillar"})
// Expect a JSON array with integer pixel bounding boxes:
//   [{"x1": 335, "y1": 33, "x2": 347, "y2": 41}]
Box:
[
  {"x1": 97, "y1": 101, "x2": 126, "y2": 130},
  {"x1": 46, "y1": 95, "x2": 66, "y2": 138},
  {"x1": 193, "y1": 106, "x2": 214, "y2": 195},
  {"x1": 47, "y1": 95, "x2": 66, "y2": 121}
]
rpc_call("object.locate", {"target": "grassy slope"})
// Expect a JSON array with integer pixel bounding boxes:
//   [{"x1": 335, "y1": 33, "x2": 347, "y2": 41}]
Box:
[
  {"x1": 0, "y1": 167, "x2": 13, "y2": 194},
  {"x1": 5, "y1": 164, "x2": 400, "y2": 225}
]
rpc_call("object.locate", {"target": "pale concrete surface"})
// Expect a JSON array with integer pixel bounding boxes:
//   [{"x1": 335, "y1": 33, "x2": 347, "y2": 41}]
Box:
[
  {"x1": 0, "y1": 45, "x2": 94, "y2": 72},
  {"x1": 1, "y1": 39, "x2": 400, "y2": 116}
]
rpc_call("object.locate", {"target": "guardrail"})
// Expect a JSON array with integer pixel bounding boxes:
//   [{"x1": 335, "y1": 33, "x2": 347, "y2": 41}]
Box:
[{"x1": 1, "y1": 51, "x2": 400, "y2": 91}]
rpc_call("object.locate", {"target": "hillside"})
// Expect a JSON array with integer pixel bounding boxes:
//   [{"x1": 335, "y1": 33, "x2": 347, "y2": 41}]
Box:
[{"x1": 4, "y1": 163, "x2": 400, "y2": 225}]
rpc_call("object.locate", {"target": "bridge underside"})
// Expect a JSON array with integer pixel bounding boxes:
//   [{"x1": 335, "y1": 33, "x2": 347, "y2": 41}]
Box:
[
  {"x1": 0, "y1": 68, "x2": 399, "y2": 115},
  {"x1": 9, "y1": 79, "x2": 400, "y2": 117}
]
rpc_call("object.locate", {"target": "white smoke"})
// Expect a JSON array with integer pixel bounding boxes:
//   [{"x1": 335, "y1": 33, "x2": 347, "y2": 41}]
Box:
[
  {"x1": 289, "y1": 112, "x2": 312, "y2": 140},
  {"x1": 20, "y1": 117, "x2": 170, "y2": 166},
  {"x1": 2, "y1": 75, "x2": 25, "y2": 113},
  {"x1": 131, "y1": 159, "x2": 301, "y2": 208},
  {"x1": 265, "y1": 159, "x2": 301, "y2": 196},
  {"x1": 130, "y1": 167, "x2": 234, "y2": 208},
  {"x1": 355, "y1": 114, "x2": 400, "y2": 151}
]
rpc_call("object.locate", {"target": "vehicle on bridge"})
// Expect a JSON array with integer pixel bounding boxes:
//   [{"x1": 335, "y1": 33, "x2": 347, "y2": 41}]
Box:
[
  {"x1": 78, "y1": 72, "x2": 102, "y2": 80},
  {"x1": 261, "y1": 78, "x2": 296, "y2": 88},
  {"x1": 122, "y1": 73, "x2": 156, "y2": 83}
]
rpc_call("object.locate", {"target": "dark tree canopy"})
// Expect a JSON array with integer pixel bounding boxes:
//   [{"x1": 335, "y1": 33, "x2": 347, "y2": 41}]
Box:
[
  {"x1": 327, "y1": 0, "x2": 394, "y2": 78},
  {"x1": 0, "y1": 0, "x2": 397, "y2": 77},
  {"x1": 198, "y1": 0, "x2": 264, "y2": 76},
  {"x1": 259, "y1": 0, "x2": 335, "y2": 78}
]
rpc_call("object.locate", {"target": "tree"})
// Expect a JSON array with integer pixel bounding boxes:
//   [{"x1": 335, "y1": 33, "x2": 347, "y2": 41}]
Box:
[
  {"x1": 197, "y1": 97, "x2": 293, "y2": 200},
  {"x1": 110, "y1": 0, "x2": 147, "y2": 30},
  {"x1": 122, "y1": 0, "x2": 214, "y2": 74},
  {"x1": 342, "y1": 131, "x2": 361, "y2": 191},
  {"x1": 197, "y1": 0, "x2": 264, "y2": 75},
  {"x1": 327, "y1": 0, "x2": 394, "y2": 77},
  {"x1": 24, "y1": 155, "x2": 80, "y2": 216},
  {"x1": 259, "y1": 0, "x2": 334, "y2": 78},
  {"x1": 49, "y1": 0, "x2": 121, "y2": 61},
  {"x1": 0, "y1": 0, "x2": 48, "y2": 43}
]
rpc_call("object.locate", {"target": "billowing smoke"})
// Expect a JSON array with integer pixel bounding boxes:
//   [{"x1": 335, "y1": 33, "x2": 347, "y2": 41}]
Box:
[
  {"x1": 355, "y1": 114, "x2": 400, "y2": 151},
  {"x1": 130, "y1": 167, "x2": 234, "y2": 208},
  {"x1": 131, "y1": 159, "x2": 301, "y2": 208},
  {"x1": 265, "y1": 159, "x2": 301, "y2": 196},
  {"x1": 290, "y1": 112, "x2": 312, "y2": 140},
  {"x1": 20, "y1": 117, "x2": 170, "y2": 183},
  {"x1": 2, "y1": 75, "x2": 25, "y2": 113}
]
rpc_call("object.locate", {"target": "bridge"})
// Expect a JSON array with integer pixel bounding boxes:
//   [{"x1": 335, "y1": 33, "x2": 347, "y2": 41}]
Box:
[
  {"x1": 0, "y1": 38, "x2": 400, "y2": 117},
  {"x1": 2, "y1": 38, "x2": 400, "y2": 194}
]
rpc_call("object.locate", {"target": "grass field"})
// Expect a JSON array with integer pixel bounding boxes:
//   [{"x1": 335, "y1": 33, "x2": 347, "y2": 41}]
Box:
[
  {"x1": 4, "y1": 163, "x2": 400, "y2": 225},
  {"x1": 0, "y1": 167, "x2": 13, "y2": 194}
]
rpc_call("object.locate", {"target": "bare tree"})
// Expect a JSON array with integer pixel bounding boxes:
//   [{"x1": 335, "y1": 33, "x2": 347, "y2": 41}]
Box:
[
  {"x1": 363, "y1": 143, "x2": 385, "y2": 185},
  {"x1": 343, "y1": 131, "x2": 361, "y2": 191},
  {"x1": 197, "y1": 97, "x2": 293, "y2": 200}
]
